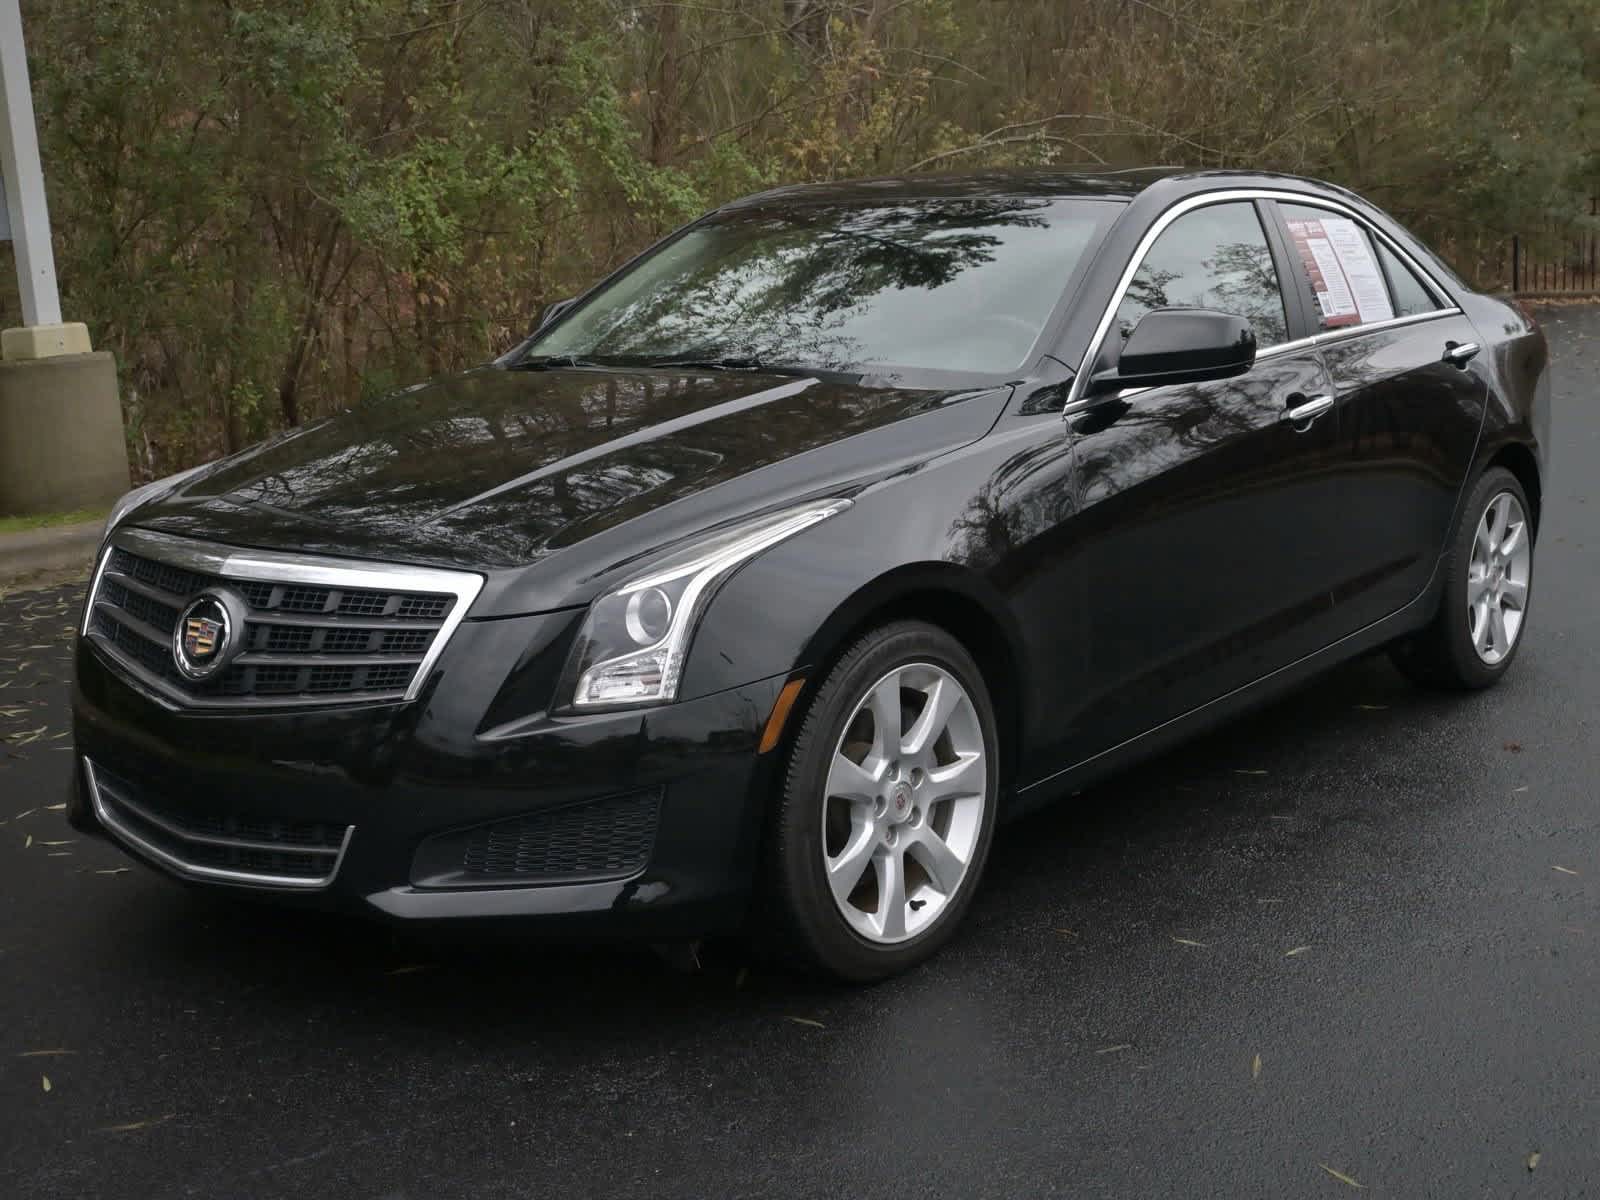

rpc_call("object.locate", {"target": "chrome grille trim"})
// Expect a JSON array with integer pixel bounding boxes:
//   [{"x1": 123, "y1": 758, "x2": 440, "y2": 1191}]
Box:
[
  {"x1": 83, "y1": 527, "x2": 483, "y2": 710},
  {"x1": 84, "y1": 758, "x2": 354, "y2": 890}
]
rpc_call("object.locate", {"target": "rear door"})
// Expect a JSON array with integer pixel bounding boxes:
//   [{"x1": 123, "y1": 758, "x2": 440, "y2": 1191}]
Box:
[
  {"x1": 1269, "y1": 201, "x2": 1487, "y2": 632},
  {"x1": 1053, "y1": 198, "x2": 1347, "y2": 761}
]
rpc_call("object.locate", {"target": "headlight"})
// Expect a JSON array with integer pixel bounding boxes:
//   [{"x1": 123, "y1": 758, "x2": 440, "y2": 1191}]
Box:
[
  {"x1": 559, "y1": 499, "x2": 852, "y2": 710},
  {"x1": 101, "y1": 463, "x2": 207, "y2": 542}
]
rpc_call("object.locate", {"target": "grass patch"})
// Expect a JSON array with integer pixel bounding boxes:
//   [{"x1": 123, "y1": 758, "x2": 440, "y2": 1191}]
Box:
[{"x1": 0, "y1": 507, "x2": 107, "y2": 536}]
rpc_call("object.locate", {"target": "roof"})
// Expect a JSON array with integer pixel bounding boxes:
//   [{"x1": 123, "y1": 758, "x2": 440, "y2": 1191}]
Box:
[{"x1": 720, "y1": 166, "x2": 1194, "y2": 209}]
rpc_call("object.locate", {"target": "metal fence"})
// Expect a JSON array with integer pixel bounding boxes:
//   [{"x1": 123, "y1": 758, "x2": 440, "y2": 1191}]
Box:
[{"x1": 1511, "y1": 196, "x2": 1600, "y2": 294}]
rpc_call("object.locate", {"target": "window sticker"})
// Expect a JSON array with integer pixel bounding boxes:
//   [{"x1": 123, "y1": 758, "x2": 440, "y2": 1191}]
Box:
[{"x1": 1285, "y1": 215, "x2": 1395, "y2": 328}]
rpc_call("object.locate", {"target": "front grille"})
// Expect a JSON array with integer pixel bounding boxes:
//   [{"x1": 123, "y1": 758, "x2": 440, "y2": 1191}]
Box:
[
  {"x1": 86, "y1": 760, "x2": 352, "y2": 888},
  {"x1": 409, "y1": 790, "x2": 662, "y2": 888},
  {"x1": 85, "y1": 531, "x2": 479, "y2": 709}
]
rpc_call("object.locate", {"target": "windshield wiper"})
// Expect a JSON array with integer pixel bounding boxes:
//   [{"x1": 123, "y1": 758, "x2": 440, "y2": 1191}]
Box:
[
  {"x1": 633, "y1": 355, "x2": 814, "y2": 376},
  {"x1": 507, "y1": 353, "x2": 608, "y2": 371}
]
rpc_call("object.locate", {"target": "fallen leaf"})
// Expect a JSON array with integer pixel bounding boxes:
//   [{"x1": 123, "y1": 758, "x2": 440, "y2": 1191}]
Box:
[
  {"x1": 783, "y1": 1016, "x2": 825, "y2": 1029},
  {"x1": 1285, "y1": 945, "x2": 1313, "y2": 957},
  {"x1": 1527, "y1": 1151, "x2": 1541, "y2": 1171},
  {"x1": 1172, "y1": 937, "x2": 1209, "y2": 948},
  {"x1": 1318, "y1": 1163, "x2": 1364, "y2": 1189},
  {"x1": 1251, "y1": 1053, "x2": 1262, "y2": 1080},
  {"x1": 1553, "y1": 866, "x2": 1579, "y2": 876},
  {"x1": 1095, "y1": 1044, "x2": 1132, "y2": 1055},
  {"x1": 18, "y1": 1049, "x2": 75, "y2": 1058},
  {"x1": 41, "y1": 1076, "x2": 51, "y2": 1093},
  {"x1": 99, "y1": 1112, "x2": 176, "y2": 1134}
]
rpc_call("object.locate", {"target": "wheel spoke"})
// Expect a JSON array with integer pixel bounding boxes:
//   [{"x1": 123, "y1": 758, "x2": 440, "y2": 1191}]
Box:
[
  {"x1": 1475, "y1": 519, "x2": 1495, "y2": 562},
  {"x1": 908, "y1": 826, "x2": 966, "y2": 895},
  {"x1": 1472, "y1": 599, "x2": 1493, "y2": 655},
  {"x1": 1501, "y1": 577, "x2": 1528, "y2": 610},
  {"x1": 1466, "y1": 570, "x2": 1491, "y2": 606},
  {"x1": 924, "y1": 750, "x2": 983, "y2": 803},
  {"x1": 827, "y1": 751, "x2": 883, "y2": 802},
  {"x1": 902, "y1": 675, "x2": 960, "y2": 758},
  {"x1": 867, "y1": 672, "x2": 902, "y2": 762},
  {"x1": 873, "y1": 850, "x2": 907, "y2": 940},
  {"x1": 1489, "y1": 603, "x2": 1509, "y2": 656},
  {"x1": 1498, "y1": 521, "x2": 1525, "y2": 559},
  {"x1": 826, "y1": 822, "x2": 877, "y2": 906},
  {"x1": 1487, "y1": 494, "x2": 1510, "y2": 551}
]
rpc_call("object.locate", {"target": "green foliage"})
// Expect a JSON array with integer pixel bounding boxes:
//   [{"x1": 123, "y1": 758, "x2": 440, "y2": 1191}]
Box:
[{"x1": 6, "y1": 0, "x2": 1593, "y2": 477}]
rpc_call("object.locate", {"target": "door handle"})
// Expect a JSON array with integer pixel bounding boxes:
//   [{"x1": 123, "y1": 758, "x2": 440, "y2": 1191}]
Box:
[
  {"x1": 1442, "y1": 341, "x2": 1480, "y2": 368},
  {"x1": 1281, "y1": 393, "x2": 1334, "y2": 425}
]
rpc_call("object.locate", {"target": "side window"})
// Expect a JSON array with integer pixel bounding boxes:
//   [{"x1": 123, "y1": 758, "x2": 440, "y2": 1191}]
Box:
[
  {"x1": 1278, "y1": 202, "x2": 1398, "y2": 330},
  {"x1": 1113, "y1": 201, "x2": 1289, "y2": 349},
  {"x1": 1375, "y1": 239, "x2": 1443, "y2": 317}
]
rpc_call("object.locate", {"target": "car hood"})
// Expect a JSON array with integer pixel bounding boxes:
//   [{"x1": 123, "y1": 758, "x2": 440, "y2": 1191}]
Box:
[{"x1": 130, "y1": 365, "x2": 1008, "y2": 602}]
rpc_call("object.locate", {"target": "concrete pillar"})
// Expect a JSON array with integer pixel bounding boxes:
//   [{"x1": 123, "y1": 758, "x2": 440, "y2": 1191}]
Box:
[
  {"x1": 0, "y1": 352, "x2": 128, "y2": 513},
  {"x1": 0, "y1": 0, "x2": 128, "y2": 515}
]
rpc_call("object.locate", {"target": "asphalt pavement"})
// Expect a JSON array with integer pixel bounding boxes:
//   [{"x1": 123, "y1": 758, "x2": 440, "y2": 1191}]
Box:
[{"x1": 4, "y1": 305, "x2": 1600, "y2": 1199}]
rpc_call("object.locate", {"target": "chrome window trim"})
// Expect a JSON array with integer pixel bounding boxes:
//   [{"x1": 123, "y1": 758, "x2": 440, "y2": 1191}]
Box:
[
  {"x1": 82, "y1": 527, "x2": 484, "y2": 709},
  {"x1": 1062, "y1": 188, "x2": 1461, "y2": 415},
  {"x1": 84, "y1": 757, "x2": 355, "y2": 891}
]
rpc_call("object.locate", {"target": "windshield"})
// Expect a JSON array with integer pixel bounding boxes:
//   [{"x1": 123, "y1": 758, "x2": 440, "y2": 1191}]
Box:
[{"x1": 523, "y1": 196, "x2": 1120, "y2": 376}]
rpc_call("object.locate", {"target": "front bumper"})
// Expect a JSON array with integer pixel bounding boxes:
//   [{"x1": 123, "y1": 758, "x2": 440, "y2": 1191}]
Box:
[{"x1": 71, "y1": 613, "x2": 788, "y2": 940}]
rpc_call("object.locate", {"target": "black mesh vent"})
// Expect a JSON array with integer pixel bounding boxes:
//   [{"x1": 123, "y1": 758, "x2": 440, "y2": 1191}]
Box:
[
  {"x1": 257, "y1": 624, "x2": 314, "y2": 653},
  {"x1": 109, "y1": 547, "x2": 208, "y2": 599},
  {"x1": 320, "y1": 628, "x2": 375, "y2": 653},
  {"x1": 336, "y1": 590, "x2": 390, "y2": 616},
  {"x1": 90, "y1": 543, "x2": 457, "y2": 707},
  {"x1": 452, "y1": 792, "x2": 661, "y2": 883},
  {"x1": 277, "y1": 585, "x2": 332, "y2": 613},
  {"x1": 396, "y1": 595, "x2": 451, "y2": 619},
  {"x1": 379, "y1": 629, "x2": 432, "y2": 653}
]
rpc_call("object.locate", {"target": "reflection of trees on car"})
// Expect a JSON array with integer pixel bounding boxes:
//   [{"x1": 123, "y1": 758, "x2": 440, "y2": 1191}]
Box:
[{"x1": 573, "y1": 197, "x2": 1055, "y2": 370}]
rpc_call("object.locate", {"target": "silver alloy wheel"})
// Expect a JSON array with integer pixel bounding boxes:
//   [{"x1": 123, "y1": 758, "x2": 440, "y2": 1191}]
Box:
[
  {"x1": 820, "y1": 662, "x2": 988, "y2": 945},
  {"x1": 1467, "y1": 490, "x2": 1532, "y2": 665}
]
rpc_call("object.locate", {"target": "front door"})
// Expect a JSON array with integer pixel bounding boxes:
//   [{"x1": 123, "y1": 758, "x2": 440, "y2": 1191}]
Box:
[{"x1": 1053, "y1": 199, "x2": 1346, "y2": 762}]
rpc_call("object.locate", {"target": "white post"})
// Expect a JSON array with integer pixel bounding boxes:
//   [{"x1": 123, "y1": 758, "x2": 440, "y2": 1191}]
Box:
[{"x1": 0, "y1": 0, "x2": 88, "y2": 357}]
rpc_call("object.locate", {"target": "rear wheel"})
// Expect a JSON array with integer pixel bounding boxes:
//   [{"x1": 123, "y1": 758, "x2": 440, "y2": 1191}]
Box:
[
  {"x1": 1392, "y1": 466, "x2": 1534, "y2": 689},
  {"x1": 763, "y1": 621, "x2": 999, "y2": 982}
]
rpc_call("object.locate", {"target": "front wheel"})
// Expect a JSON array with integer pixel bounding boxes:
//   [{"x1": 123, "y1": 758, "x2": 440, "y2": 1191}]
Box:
[
  {"x1": 762, "y1": 621, "x2": 999, "y2": 982},
  {"x1": 1391, "y1": 466, "x2": 1534, "y2": 689}
]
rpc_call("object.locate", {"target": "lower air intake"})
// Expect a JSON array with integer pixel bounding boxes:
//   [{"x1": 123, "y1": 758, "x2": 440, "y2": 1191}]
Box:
[{"x1": 410, "y1": 789, "x2": 662, "y2": 888}]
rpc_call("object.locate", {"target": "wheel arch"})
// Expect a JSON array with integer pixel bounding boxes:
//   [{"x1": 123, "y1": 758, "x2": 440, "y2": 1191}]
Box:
[
  {"x1": 1485, "y1": 440, "x2": 1542, "y2": 535},
  {"x1": 787, "y1": 563, "x2": 1029, "y2": 799}
]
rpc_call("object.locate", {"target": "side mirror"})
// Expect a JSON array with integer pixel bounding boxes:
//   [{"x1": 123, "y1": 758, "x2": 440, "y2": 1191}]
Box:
[
  {"x1": 1087, "y1": 308, "x2": 1256, "y2": 396},
  {"x1": 537, "y1": 297, "x2": 577, "y2": 330}
]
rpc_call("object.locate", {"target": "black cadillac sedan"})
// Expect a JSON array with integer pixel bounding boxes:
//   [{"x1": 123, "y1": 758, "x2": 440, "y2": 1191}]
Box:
[{"x1": 71, "y1": 168, "x2": 1549, "y2": 980}]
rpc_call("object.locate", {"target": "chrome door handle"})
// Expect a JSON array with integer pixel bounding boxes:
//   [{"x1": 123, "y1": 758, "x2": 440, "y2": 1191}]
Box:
[
  {"x1": 1443, "y1": 341, "x2": 1480, "y2": 367},
  {"x1": 1282, "y1": 393, "x2": 1334, "y2": 424}
]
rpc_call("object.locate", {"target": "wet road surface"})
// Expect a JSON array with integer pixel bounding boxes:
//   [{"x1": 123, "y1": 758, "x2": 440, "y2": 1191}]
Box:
[{"x1": 3, "y1": 305, "x2": 1598, "y2": 1198}]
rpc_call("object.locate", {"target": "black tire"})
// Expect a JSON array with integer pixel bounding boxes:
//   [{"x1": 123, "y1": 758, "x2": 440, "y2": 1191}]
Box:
[
  {"x1": 1391, "y1": 466, "x2": 1534, "y2": 690},
  {"x1": 761, "y1": 621, "x2": 1000, "y2": 982}
]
